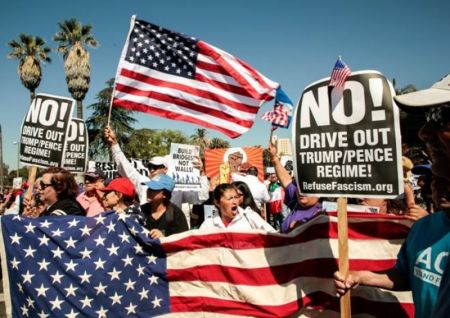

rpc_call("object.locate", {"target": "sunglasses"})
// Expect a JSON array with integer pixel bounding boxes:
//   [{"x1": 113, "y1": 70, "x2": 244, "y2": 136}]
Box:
[
  {"x1": 148, "y1": 164, "x2": 166, "y2": 170},
  {"x1": 425, "y1": 106, "x2": 450, "y2": 127},
  {"x1": 39, "y1": 181, "x2": 53, "y2": 190}
]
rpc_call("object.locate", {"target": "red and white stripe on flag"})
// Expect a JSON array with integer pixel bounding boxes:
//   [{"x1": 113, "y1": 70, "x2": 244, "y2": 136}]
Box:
[
  {"x1": 161, "y1": 213, "x2": 414, "y2": 317},
  {"x1": 329, "y1": 59, "x2": 351, "y2": 88},
  {"x1": 261, "y1": 105, "x2": 289, "y2": 127},
  {"x1": 113, "y1": 19, "x2": 279, "y2": 138}
]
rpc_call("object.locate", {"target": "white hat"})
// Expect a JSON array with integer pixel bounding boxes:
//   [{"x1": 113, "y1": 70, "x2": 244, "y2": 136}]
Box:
[
  {"x1": 394, "y1": 74, "x2": 450, "y2": 109},
  {"x1": 149, "y1": 155, "x2": 168, "y2": 168}
]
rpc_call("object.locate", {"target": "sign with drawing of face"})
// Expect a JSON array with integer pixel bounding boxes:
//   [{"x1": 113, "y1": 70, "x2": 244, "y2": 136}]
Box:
[{"x1": 205, "y1": 147, "x2": 263, "y2": 184}]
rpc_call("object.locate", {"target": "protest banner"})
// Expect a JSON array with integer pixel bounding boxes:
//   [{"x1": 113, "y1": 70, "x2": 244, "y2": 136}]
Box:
[
  {"x1": 19, "y1": 94, "x2": 74, "y2": 168},
  {"x1": 205, "y1": 147, "x2": 264, "y2": 184},
  {"x1": 63, "y1": 118, "x2": 88, "y2": 173},
  {"x1": 167, "y1": 143, "x2": 201, "y2": 191},
  {"x1": 90, "y1": 160, "x2": 149, "y2": 180},
  {"x1": 293, "y1": 71, "x2": 403, "y2": 198}
]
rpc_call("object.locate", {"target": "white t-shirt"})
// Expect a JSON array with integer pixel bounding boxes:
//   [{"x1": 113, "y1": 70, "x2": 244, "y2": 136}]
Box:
[{"x1": 199, "y1": 206, "x2": 275, "y2": 232}]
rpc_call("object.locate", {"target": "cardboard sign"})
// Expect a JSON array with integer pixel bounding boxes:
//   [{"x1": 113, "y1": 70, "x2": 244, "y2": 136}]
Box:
[
  {"x1": 63, "y1": 118, "x2": 88, "y2": 172},
  {"x1": 19, "y1": 94, "x2": 74, "y2": 168},
  {"x1": 89, "y1": 160, "x2": 150, "y2": 180},
  {"x1": 167, "y1": 143, "x2": 201, "y2": 191},
  {"x1": 293, "y1": 71, "x2": 403, "y2": 198}
]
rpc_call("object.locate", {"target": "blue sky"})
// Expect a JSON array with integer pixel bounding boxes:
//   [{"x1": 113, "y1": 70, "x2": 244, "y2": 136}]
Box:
[{"x1": 1, "y1": 0, "x2": 449, "y2": 171}]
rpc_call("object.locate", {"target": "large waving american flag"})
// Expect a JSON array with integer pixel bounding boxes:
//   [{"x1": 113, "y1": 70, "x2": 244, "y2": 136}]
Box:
[
  {"x1": 0, "y1": 212, "x2": 413, "y2": 317},
  {"x1": 112, "y1": 17, "x2": 279, "y2": 138}
]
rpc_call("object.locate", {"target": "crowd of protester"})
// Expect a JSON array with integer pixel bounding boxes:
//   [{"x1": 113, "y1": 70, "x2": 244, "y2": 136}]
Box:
[{"x1": 0, "y1": 73, "x2": 448, "y2": 317}]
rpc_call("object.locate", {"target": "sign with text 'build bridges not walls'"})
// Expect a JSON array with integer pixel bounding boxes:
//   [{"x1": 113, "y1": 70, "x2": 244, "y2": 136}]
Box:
[{"x1": 293, "y1": 71, "x2": 403, "y2": 198}]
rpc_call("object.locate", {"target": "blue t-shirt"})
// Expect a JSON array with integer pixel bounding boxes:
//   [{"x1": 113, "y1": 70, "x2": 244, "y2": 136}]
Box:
[
  {"x1": 395, "y1": 210, "x2": 450, "y2": 318},
  {"x1": 280, "y1": 182, "x2": 322, "y2": 233}
]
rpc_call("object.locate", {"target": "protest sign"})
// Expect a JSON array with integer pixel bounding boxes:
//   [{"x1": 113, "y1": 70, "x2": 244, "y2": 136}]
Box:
[
  {"x1": 19, "y1": 94, "x2": 74, "y2": 168},
  {"x1": 63, "y1": 118, "x2": 88, "y2": 172},
  {"x1": 205, "y1": 147, "x2": 264, "y2": 183},
  {"x1": 90, "y1": 160, "x2": 149, "y2": 180},
  {"x1": 167, "y1": 143, "x2": 201, "y2": 191},
  {"x1": 293, "y1": 71, "x2": 403, "y2": 198}
]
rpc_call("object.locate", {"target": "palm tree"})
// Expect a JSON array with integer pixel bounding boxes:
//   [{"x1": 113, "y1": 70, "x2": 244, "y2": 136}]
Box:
[
  {"x1": 53, "y1": 18, "x2": 99, "y2": 119},
  {"x1": 208, "y1": 137, "x2": 230, "y2": 149},
  {"x1": 85, "y1": 78, "x2": 136, "y2": 160},
  {"x1": 190, "y1": 128, "x2": 210, "y2": 158},
  {"x1": 7, "y1": 34, "x2": 51, "y2": 101}
]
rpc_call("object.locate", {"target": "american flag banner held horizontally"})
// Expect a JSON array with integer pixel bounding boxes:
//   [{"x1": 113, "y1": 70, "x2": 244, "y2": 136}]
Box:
[
  {"x1": 112, "y1": 17, "x2": 279, "y2": 138},
  {"x1": 260, "y1": 87, "x2": 294, "y2": 129},
  {"x1": 329, "y1": 58, "x2": 351, "y2": 88},
  {"x1": 0, "y1": 212, "x2": 414, "y2": 317}
]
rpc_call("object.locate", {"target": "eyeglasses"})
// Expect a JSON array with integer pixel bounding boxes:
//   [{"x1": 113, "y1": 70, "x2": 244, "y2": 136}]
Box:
[
  {"x1": 85, "y1": 176, "x2": 98, "y2": 184},
  {"x1": 39, "y1": 181, "x2": 53, "y2": 190},
  {"x1": 425, "y1": 106, "x2": 450, "y2": 127}
]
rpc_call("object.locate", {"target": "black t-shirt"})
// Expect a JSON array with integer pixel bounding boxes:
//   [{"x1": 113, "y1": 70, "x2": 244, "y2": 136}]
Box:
[
  {"x1": 40, "y1": 198, "x2": 86, "y2": 217},
  {"x1": 142, "y1": 202, "x2": 189, "y2": 237}
]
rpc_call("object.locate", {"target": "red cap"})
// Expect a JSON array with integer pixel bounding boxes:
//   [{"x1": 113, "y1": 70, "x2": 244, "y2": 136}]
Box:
[{"x1": 98, "y1": 178, "x2": 135, "y2": 198}]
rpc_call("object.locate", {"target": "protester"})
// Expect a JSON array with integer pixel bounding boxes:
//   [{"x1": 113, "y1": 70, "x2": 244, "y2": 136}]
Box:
[
  {"x1": 103, "y1": 126, "x2": 209, "y2": 227},
  {"x1": 76, "y1": 167, "x2": 106, "y2": 216},
  {"x1": 267, "y1": 142, "x2": 322, "y2": 233},
  {"x1": 334, "y1": 74, "x2": 450, "y2": 318},
  {"x1": 231, "y1": 163, "x2": 270, "y2": 211},
  {"x1": 267, "y1": 173, "x2": 285, "y2": 230},
  {"x1": 38, "y1": 167, "x2": 85, "y2": 216},
  {"x1": 99, "y1": 177, "x2": 137, "y2": 214},
  {"x1": 200, "y1": 183, "x2": 275, "y2": 231},
  {"x1": 413, "y1": 164, "x2": 433, "y2": 213},
  {"x1": 140, "y1": 174, "x2": 189, "y2": 239},
  {"x1": 232, "y1": 181, "x2": 262, "y2": 215}
]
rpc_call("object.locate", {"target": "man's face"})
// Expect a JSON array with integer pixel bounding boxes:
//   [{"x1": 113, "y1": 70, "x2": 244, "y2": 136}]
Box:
[
  {"x1": 84, "y1": 176, "x2": 103, "y2": 192},
  {"x1": 419, "y1": 106, "x2": 450, "y2": 207},
  {"x1": 228, "y1": 152, "x2": 243, "y2": 167},
  {"x1": 147, "y1": 164, "x2": 167, "y2": 178}
]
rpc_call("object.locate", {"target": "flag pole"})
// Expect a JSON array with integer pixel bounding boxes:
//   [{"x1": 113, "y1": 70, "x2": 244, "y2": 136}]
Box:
[
  {"x1": 107, "y1": 14, "x2": 137, "y2": 127},
  {"x1": 337, "y1": 197, "x2": 351, "y2": 318}
]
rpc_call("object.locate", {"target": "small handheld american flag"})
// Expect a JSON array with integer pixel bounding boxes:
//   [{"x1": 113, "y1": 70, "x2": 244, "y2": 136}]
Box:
[
  {"x1": 260, "y1": 87, "x2": 293, "y2": 129},
  {"x1": 329, "y1": 57, "x2": 351, "y2": 88}
]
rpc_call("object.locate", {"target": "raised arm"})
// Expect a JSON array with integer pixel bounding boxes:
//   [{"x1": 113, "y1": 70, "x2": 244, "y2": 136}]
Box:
[{"x1": 267, "y1": 142, "x2": 292, "y2": 189}]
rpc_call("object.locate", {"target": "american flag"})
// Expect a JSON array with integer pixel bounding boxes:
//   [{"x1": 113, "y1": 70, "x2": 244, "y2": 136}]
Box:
[
  {"x1": 329, "y1": 58, "x2": 351, "y2": 88},
  {"x1": 0, "y1": 212, "x2": 413, "y2": 317},
  {"x1": 260, "y1": 87, "x2": 293, "y2": 128},
  {"x1": 112, "y1": 17, "x2": 279, "y2": 138}
]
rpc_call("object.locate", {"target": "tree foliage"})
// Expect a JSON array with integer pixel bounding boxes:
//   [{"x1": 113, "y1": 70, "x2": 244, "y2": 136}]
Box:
[
  {"x1": 124, "y1": 129, "x2": 190, "y2": 159},
  {"x1": 86, "y1": 78, "x2": 136, "y2": 161},
  {"x1": 208, "y1": 137, "x2": 230, "y2": 149},
  {"x1": 54, "y1": 18, "x2": 99, "y2": 118},
  {"x1": 7, "y1": 34, "x2": 51, "y2": 101}
]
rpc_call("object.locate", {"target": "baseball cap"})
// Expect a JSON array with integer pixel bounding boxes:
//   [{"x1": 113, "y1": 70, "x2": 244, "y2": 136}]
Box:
[
  {"x1": 148, "y1": 155, "x2": 168, "y2": 168},
  {"x1": 98, "y1": 177, "x2": 135, "y2": 198},
  {"x1": 85, "y1": 167, "x2": 106, "y2": 179},
  {"x1": 394, "y1": 74, "x2": 450, "y2": 110},
  {"x1": 142, "y1": 174, "x2": 175, "y2": 192}
]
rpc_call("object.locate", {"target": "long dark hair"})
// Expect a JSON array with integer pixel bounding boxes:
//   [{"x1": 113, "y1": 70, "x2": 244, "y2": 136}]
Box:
[{"x1": 232, "y1": 181, "x2": 261, "y2": 214}]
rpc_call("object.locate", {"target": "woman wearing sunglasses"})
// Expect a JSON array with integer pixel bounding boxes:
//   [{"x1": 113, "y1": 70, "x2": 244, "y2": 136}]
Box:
[{"x1": 38, "y1": 167, "x2": 85, "y2": 217}]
